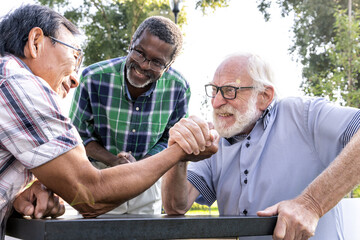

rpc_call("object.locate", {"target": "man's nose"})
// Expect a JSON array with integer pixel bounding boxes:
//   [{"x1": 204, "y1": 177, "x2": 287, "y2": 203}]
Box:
[
  {"x1": 139, "y1": 59, "x2": 152, "y2": 70},
  {"x1": 212, "y1": 90, "x2": 227, "y2": 108},
  {"x1": 70, "y1": 72, "x2": 80, "y2": 88}
]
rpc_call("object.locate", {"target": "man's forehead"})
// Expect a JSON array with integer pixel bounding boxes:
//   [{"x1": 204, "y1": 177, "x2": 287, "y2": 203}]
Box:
[
  {"x1": 57, "y1": 26, "x2": 81, "y2": 46},
  {"x1": 213, "y1": 69, "x2": 249, "y2": 85}
]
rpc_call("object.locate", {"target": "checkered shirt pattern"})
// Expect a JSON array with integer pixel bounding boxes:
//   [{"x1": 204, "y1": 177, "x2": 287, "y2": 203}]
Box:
[
  {"x1": 0, "y1": 54, "x2": 81, "y2": 237},
  {"x1": 69, "y1": 57, "x2": 190, "y2": 160}
]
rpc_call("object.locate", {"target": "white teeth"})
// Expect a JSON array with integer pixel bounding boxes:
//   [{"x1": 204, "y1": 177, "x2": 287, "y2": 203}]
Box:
[
  {"x1": 218, "y1": 113, "x2": 232, "y2": 117},
  {"x1": 134, "y1": 68, "x2": 143, "y2": 75}
]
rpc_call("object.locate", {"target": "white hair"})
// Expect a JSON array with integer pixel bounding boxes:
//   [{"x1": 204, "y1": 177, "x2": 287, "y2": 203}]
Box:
[{"x1": 226, "y1": 52, "x2": 279, "y2": 98}]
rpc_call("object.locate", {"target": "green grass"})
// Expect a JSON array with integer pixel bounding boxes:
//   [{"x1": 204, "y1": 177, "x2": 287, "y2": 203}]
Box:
[{"x1": 186, "y1": 201, "x2": 219, "y2": 215}]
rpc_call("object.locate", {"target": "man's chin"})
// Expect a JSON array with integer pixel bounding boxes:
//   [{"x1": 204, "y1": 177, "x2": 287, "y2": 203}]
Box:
[{"x1": 127, "y1": 75, "x2": 154, "y2": 89}]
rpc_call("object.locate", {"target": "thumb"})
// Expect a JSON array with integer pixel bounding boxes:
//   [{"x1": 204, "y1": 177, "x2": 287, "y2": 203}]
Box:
[
  {"x1": 13, "y1": 196, "x2": 35, "y2": 216},
  {"x1": 257, "y1": 203, "x2": 279, "y2": 217},
  {"x1": 168, "y1": 138, "x2": 176, "y2": 146},
  {"x1": 210, "y1": 129, "x2": 220, "y2": 142}
]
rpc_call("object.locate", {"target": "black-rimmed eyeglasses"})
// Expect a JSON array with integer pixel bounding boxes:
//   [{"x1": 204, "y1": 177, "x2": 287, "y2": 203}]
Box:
[
  {"x1": 129, "y1": 48, "x2": 171, "y2": 72},
  {"x1": 205, "y1": 84, "x2": 254, "y2": 100},
  {"x1": 48, "y1": 36, "x2": 83, "y2": 73}
]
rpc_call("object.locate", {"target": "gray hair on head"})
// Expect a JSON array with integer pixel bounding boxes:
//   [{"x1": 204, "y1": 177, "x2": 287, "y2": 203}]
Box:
[
  {"x1": 246, "y1": 53, "x2": 278, "y2": 98},
  {"x1": 224, "y1": 52, "x2": 278, "y2": 98},
  {"x1": 131, "y1": 16, "x2": 183, "y2": 61}
]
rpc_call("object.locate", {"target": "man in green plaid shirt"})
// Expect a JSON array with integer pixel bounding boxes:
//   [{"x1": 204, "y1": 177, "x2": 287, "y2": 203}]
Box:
[{"x1": 69, "y1": 16, "x2": 190, "y2": 214}]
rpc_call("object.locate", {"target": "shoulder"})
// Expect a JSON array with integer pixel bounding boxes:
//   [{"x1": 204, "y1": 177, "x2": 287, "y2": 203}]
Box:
[
  {"x1": 277, "y1": 96, "x2": 330, "y2": 111},
  {"x1": 81, "y1": 57, "x2": 126, "y2": 78},
  {"x1": 159, "y1": 67, "x2": 190, "y2": 90}
]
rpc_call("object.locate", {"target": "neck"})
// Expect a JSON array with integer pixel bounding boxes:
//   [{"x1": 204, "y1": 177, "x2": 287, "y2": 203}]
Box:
[{"x1": 126, "y1": 80, "x2": 151, "y2": 99}]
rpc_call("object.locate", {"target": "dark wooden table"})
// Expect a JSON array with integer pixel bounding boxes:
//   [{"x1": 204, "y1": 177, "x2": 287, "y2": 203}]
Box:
[{"x1": 6, "y1": 214, "x2": 277, "y2": 240}]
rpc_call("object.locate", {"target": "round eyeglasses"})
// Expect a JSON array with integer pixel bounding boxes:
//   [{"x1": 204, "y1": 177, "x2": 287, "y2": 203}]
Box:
[{"x1": 205, "y1": 84, "x2": 254, "y2": 100}]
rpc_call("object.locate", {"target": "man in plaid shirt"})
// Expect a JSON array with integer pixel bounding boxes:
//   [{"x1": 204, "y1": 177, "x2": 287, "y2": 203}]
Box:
[{"x1": 70, "y1": 16, "x2": 190, "y2": 214}]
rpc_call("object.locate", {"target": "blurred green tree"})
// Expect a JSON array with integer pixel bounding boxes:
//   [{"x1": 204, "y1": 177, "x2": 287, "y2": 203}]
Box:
[
  {"x1": 36, "y1": 0, "x2": 229, "y2": 65},
  {"x1": 256, "y1": 0, "x2": 360, "y2": 106}
]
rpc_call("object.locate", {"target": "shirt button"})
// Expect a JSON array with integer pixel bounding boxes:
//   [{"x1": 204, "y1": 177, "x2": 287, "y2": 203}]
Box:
[
  {"x1": 247, "y1": 136, "x2": 251, "y2": 140},
  {"x1": 243, "y1": 209, "x2": 248, "y2": 215},
  {"x1": 246, "y1": 142, "x2": 250, "y2": 148},
  {"x1": 244, "y1": 179, "x2": 248, "y2": 184},
  {"x1": 135, "y1": 107, "x2": 140, "y2": 111},
  {"x1": 244, "y1": 169, "x2": 249, "y2": 175},
  {"x1": 132, "y1": 129, "x2": 136, "y2": 133}
]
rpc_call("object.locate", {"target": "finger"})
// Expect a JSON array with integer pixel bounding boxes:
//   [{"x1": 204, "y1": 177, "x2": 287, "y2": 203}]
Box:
[
  {"x1": 34, "y1": 188, "x2": 52, "y2": 219},
  {"x1": 295, "y1": 231, "x2": 306, "y2": 240},
  {"x1": 188, "y1": 116, "x2": 211, "y2": 148},
  {"x1": 207, "y1": 121, "x2": 214, "y2": 130},
  {"x1": 54, "y1": 203, "x2": 65, "y2": 218},
  {"x1": 179, "y1": 117, "x2": 208, "y2": 154},
  {"x1": 169, "y1": 128, "x2": 194, "y2": 154},
  {"x1": 257, "y1": 203, "x2": 279, "y2": 217},
  {"x1": 13, "y1": 193, "x2": 35, "y2": 216},
  {"x1": 49, "y1": 195, "x2": 65, "y2": 218},
  {"x1": 127, "y1": 154, "x2": 136, "y2": 163},
  {"x1": 49, "y1": 195, "x2": 60, "y2": 215},
  {"x1": 209, "y1": 129, "x2": 220, "y2": 143},
  {"x1": 273, "y1": 216, "x2": 287, "y2": 240},
  {"x1": 117, "y1": 151, "x2": 129, "y2": 158}
]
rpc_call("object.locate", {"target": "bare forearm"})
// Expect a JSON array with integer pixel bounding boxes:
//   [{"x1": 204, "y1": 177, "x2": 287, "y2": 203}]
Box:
[
  {"x1": 302, "y1": 130, "x2": 360, "y2": 217},
  {"x1": 162, "y1": 162, "x2": 195, "y2": 215},
  {"x1": 85, "y1": 141, "x2": 118, "y2": 166},
  {"x1": 32, "y1": 144, "x2": 187, "y2": 217}
]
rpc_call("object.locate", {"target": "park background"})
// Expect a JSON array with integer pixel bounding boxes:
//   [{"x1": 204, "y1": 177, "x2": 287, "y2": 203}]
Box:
[
  {"x1": 2, "y1": 0, "x2": 360, "y2": 214},
  {"x1": 1, "y1": 0, "x2": 304, "y2": 120}
]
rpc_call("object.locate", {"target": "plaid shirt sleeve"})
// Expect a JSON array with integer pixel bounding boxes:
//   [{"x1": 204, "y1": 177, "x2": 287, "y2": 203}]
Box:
[
  {"x1": 69, "y1": 72, "x2": 98, "y2": 146},
  {"x1": 1, "y1": 73, "x2": 81, "y2": 168},
  {"x1": 146, "y1": 77, "x2": 191, "y2": 156}
]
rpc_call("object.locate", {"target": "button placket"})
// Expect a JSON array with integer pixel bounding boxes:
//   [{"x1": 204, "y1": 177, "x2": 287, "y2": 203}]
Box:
[{"x1": 244, "y1": 169, "x2": 249, "y2": 184}]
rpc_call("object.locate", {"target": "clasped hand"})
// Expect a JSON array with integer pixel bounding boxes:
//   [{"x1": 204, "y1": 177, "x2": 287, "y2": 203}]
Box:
[
  {"x1": 169, "y1": 116, "x2": 219, "y2": 161},
  {"x1": 13, "y1": 180, "x2": 65, "y2": 219}
]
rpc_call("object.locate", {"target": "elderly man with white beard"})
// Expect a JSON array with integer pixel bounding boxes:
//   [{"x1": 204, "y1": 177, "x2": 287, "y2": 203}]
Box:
[{"x1": 161, "y1": 52, "x2": 360, "y2": 240}]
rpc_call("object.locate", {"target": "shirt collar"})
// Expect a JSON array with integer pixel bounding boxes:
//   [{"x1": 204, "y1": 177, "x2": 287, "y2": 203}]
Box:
[
  {"x1": 7, "y1": 54, "x2": 33, "y2": 74},
  {"x1": 122, "y1": 63, "x2": 157, "y2": 101},
  {"x1": 225, "y1": 99, "x2": 276, "y2": 145},
  {"x1": 261, "y1": 99, "x2": 276, "y2": 130}
]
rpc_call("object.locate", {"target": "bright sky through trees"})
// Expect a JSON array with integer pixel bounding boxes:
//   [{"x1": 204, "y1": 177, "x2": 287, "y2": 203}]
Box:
[{"x1": 1, "y1": 0, "x2": 303, "y2": 118}]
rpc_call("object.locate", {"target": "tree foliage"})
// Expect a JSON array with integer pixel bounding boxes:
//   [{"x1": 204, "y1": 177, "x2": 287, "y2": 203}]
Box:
[
  {"x1": 302, "y1": 8, "x2": 360, "y2": 107},
  {"x1": 256, "y1": 0, "x2": 360, "y2": 107},
  {"x1": 36, "y1": 0, "x2": 229, "y2": 65}
]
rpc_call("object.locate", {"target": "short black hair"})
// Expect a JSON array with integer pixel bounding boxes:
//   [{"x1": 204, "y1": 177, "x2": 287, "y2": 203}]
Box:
[
  {"x1": 0, "y1": 4, "x2": 80, "y2": 57},
  {"x1": 132, "y1": 16, "x2": 183, "y2": 61}
]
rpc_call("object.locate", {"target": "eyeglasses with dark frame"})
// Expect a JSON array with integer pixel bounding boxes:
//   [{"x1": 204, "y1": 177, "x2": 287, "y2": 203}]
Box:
[
  {"x1": 205, "y1": 84, "x2": 255, "y2": 100},
  {"x1": 48, "y1": 36, "x2": 83, "y2": 73},
  {"x1": 129, "y1": 48, "x2": 171, "y2": 72}
]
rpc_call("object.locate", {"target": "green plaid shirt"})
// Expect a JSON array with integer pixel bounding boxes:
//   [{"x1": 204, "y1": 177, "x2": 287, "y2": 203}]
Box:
[{"x1": 69, "y1": 57, "x2": 190, "y2": 160}]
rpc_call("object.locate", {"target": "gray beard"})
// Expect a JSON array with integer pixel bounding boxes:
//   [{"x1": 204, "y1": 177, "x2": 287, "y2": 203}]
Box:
[
  {"x1": 213, "y1": 94, "x2": 261, "y2": 138},
  {"x1": 126, "y1": 63, "x2": 156, "y2": 88}
]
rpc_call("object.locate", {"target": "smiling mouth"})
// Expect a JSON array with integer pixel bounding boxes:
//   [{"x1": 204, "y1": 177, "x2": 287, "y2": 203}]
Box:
[
  {"x1": 62, "y1": 83, "x2": 70, "y2": 95},
  {"x1": 218, "y1": 113, "x2": 233, "y2": 117},
  {"x1": 134, "y1": 67, "x2": 144, "y2": 76}
]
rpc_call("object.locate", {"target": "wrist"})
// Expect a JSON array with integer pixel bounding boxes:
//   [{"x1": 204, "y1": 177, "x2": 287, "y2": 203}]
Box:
[{"x1": 297, "y1": 191, "x2": 324, "y2": 218}]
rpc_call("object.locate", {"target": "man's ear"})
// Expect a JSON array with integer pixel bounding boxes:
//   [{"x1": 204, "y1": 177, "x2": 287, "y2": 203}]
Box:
[
  {"x1": 257, "y1": 86, "x2": 274, "y2": 111},
  {"x1": 24, "y1": 27, "x2": 45, "y2": 59}
]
